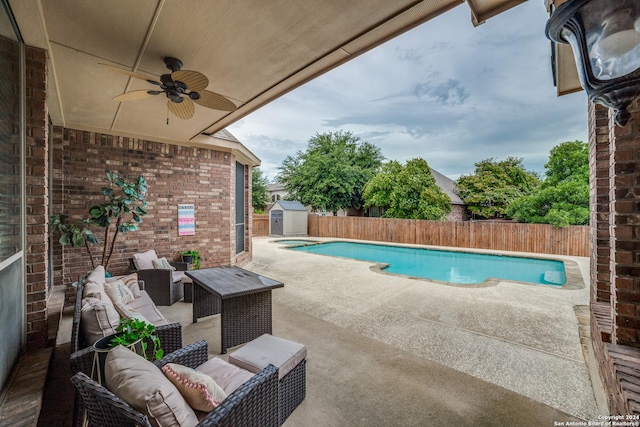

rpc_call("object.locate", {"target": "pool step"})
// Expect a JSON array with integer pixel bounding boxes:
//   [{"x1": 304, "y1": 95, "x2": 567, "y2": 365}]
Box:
[{"x1": 543, "y1": 270, "x2": 566, "y2": 285}]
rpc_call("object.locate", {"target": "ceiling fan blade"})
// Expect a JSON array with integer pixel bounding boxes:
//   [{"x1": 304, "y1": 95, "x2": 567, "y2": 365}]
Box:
[
  {"x1": 194, "y1": 90, "x2": 237, "y2": 111},
  {"x1": 172, "y1": 70, "x2": 208, "y2": 91},
  {"x1": 168, "y1": 98, "x2": 195, "y2": 120},
  {"x1": 99, "y1": 63, "x2": 160, "y2": 84},
  {"x1": 113, "y1": 90, "x2": 158, "y2": 102}
]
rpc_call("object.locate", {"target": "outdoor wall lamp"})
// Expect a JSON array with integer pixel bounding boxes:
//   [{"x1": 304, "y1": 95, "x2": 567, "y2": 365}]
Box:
[{"x1": 546, "y1": 0, "x2": 640, "y2": 126}]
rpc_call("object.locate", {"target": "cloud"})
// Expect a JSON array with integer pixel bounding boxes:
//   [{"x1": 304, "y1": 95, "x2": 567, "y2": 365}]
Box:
[
  {"x1": 229, "y1": 1, "x2": 589, "y2": 185},
  {"x1": 411, "y1": 79, "x2": 470, "y2": 105}
]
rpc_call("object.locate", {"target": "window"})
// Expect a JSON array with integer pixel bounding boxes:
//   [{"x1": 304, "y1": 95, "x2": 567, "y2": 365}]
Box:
[
  {"x1": 235, "y1": 162, "x2": 245, "y2": 254},
  {"x1": 0, "y1": 4, "x2": 22, "y2": 263},
  {"x1": 0, "y1": 0, "x2": 24, "y2": 395}
]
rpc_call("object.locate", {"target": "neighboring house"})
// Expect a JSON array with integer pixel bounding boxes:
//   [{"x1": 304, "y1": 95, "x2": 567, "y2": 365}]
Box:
[
  {"x1": 430, "y1": 169, "x2": 469, "y2": 221},
  {"x1": 365, "y1": 168, "x2": 469, "y2": 221},
  {"x1": 267, "y1": 183, "x2": 288, "y2": 203}
]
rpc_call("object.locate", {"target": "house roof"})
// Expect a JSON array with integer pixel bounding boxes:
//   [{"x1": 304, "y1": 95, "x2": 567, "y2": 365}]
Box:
[
  {"x1": 272, "y1": 201, "x2": 308, "y2": 211},
  {"x1": 431, "y1": 169, "x2": 465, "y2": 205},
  {"x1": 267, "y1": 183, "x2": 286, "y2": 192},
  {"x1": 10, "y1": 0, "x2": 526, "y2": 154}
]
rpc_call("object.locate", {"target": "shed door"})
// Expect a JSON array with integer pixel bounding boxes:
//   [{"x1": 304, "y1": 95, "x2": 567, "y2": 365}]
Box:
[{"x1": 271, "y1": 210, "x2": 283, "y2": 236}]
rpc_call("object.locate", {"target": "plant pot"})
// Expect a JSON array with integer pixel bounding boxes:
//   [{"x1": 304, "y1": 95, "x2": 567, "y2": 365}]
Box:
[
  {"x1": 182, "y1": 254, "x2": 193, "y2": 264},
  {"x1": 92, "y1": 333, "x2": 144, "y2": 383}
]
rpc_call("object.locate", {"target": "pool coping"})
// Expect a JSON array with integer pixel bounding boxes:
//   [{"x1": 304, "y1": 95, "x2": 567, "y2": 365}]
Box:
[{"x1": 271, "y1": 238, "x2": 585, "y2": 290}]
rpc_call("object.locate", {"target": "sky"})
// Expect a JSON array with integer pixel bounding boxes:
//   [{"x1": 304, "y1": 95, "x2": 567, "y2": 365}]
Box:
[{"x1": 227, "y1": 1, "x2": 589, "y2": 182}]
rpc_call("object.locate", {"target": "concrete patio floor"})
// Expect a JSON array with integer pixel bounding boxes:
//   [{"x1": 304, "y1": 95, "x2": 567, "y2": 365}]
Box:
[
  {"x1": 160, "y1": 236, "x2": 599, "y2": 425},
  {"x1": 245, "y1": 236, "x2": 599, "y2": 423},
  {"x1": 37, "y1": 236, "x2": 599, "y2": 426}
]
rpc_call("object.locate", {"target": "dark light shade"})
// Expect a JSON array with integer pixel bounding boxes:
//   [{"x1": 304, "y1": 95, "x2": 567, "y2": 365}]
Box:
[{"x1": 546, "y1": 0, "x2": 640, "y2": 126}]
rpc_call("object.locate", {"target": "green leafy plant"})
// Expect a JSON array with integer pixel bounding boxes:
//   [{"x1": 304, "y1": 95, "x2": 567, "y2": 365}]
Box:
[
  {"x1": 50, "y1": 171, "x2": 148, "y2": 270},
  {"x1": 110, "y1": 318, "x2": 164, "y2": 361},
  {"x1": 182, "y1": 250, "x2": 200, "y2": 270}
]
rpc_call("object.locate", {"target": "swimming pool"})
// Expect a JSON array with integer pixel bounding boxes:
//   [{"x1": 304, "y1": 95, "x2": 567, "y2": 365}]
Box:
[
  {"x1": 273, "y1": 239, "x2": 318, "y2": 245},
  {"x1": 287, "y1": 241, "x2": 566, "y2": 286}
]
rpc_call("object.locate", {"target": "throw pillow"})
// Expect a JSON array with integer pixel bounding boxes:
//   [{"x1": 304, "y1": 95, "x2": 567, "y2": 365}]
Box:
[
  {"x1": 105, "y1": 346, "x2": 198, "y2": 427},
  {"x1": 86, "y1": 265, "x2": 106, "y2": 286},
  {"x1": 114, "y1": 303, "x2": 149, "y2": 324},
  {"x1": 84, "y1": 292, "x2": 101, "y2": 300},
  {"x1": 133, "y1": 250, "x2": 159, "y2": 270},
  {"x1": 161, "y1": 363, "x2": 227, "y2": 412},
  {"x1": 83, "y1": 280, "x2": 105, "y2": 300},
  {"x1": 152, "y1": 257, "x2": 176, "y2": 271},
  {"x1": 119, "y1": 273, "x2": 142, "y2": 298},
  {"x1": 104, "y1": 279, "x2": 135, "y2": 305},
  {"x1": 80, "y1": 298, "x2": 120, "y2": 344}
]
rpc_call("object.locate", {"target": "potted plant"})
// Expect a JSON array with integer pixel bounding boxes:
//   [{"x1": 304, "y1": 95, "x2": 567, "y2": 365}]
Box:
[
  {"x1": 92, "y1": 318, "x2": 164, "y2": 382},
  {"x1": 50, "y1": 171, "x2": 148, "y2": 271},
  {"x1": 181, "y1": 250, "x2": 200, "y2": 269}
]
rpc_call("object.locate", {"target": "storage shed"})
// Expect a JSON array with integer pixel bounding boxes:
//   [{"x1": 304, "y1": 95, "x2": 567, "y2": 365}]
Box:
[{"x1": 269, "y1": 200, "x2": 308, "y2": 237}]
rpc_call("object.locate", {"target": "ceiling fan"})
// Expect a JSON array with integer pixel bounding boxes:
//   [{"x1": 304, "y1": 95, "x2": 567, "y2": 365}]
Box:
[{"x1": 102, "y1": 57, "x2": 237, "y2": 120}]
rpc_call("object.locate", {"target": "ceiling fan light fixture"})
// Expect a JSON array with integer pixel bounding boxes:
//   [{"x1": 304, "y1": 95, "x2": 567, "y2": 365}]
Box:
[
  {"x1": 105, "y1": 57, "x2": 237, "y2": 119},
  {"x1": 163, "y1": 57, "x2": 184, "y2": 72}
]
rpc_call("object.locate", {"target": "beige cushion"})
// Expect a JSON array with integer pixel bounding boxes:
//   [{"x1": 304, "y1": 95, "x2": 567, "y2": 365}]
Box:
[
  {"x1": 118, "y1": 273, "x2": 142, "y2": 298},
  {"x1": 229, "y1": 334, "x2": 307, "y2": 380},
  {"x1": 127, "y1": 293, "x2": 169, "y2": 326},
  {"x1": 161, "y1": 363, "x2": 227, "y2": 412},
  {"x1": 86, "y1": 265, "x2": 106, "y2": 286},
  {"x1": 105, "y1": 346, "x2": 198, "y2": 427},
  {"x1": 83, "y1": 281, "x2": 102, "y2": 298},
  {"x1": 104, "y1": 279, "x2": 135, "y2": 305},
  {"x1": 114, "y1": 302, "x2": 149, "y2": 323},
  {"x1": 84, "y1": 292, "x2": 101, "y2": 300},
  {"x1": 152, "y1": 257, "x2": 176, "y2": 271},
  {"x1": 133, "y1": 250, "x2": 159, "y2": 270},
  {"x1": 80, "y1": 298, "x2": 120, "y2": 344},
  {"x1": 196, "y1": 357, "x2": 254, "y2": 396},
  {"x1": 172, "y1": 271, "x2": 192, "y2": 284}
]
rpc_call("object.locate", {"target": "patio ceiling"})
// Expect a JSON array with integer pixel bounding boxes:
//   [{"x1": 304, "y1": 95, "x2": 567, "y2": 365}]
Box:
[{"x1": 9, "y1": 0, "x2": 526, "y2": 149}]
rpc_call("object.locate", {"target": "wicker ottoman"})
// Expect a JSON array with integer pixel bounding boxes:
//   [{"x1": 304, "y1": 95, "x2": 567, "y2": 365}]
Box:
[{"x1": 229, "y1": 334, "x2": 307, "y2": 425}]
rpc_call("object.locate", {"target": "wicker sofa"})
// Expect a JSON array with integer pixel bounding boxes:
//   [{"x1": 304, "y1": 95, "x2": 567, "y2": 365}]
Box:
[
  {"x1": 72, "y1": 340, "x2": 279, "y2": 427},
  {"x1": 70, "y1": 265, "x2": 183, "y2": 376}
]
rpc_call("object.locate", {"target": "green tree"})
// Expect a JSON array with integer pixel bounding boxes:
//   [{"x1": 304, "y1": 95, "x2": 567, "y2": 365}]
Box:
[
  {"x1": 456, "y1": 157, "x2": 540, "y2": 219},
  {"x1": 50, "y1": 171, "x2": 148, "y2": 270},
  {"x1": 543, "y1": 140, "x2": 589, "y2": 185},
  {"x1": 363, "y1": 158, "x2": 451, "y2": 220},
  {"x1": 507, "y1": 141, "x2": 589, "y2": 227},
  {"x1": 277, "y1": 130, "x2": 384, "y2": 214},
  {"x1": 252, "y1": 167, "x2": 270, "y2": 213}
]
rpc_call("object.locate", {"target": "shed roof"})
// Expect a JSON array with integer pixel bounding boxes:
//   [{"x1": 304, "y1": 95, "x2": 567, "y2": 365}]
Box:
[{"x1": 273, "y1": 200, "x2": 308, "y2": 211}]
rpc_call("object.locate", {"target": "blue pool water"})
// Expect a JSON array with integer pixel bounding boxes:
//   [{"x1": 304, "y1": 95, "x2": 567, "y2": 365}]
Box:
[{"x1": 288, "y1": 241, "x2": 566, "y2": 285}]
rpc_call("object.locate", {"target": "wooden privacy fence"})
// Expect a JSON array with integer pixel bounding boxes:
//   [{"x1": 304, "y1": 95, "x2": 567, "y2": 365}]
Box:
[
  {"x1": 253, "y1": 214, "x2": 269, "y2": 236},
  {"x1": 306, "y1": 216, "x2": 589, "y2": 257}
]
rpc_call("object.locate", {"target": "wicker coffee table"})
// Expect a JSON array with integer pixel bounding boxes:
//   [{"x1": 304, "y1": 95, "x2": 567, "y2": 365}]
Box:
[{"x1": 186, "y1": 267, "x2": 284, "y2": 353}]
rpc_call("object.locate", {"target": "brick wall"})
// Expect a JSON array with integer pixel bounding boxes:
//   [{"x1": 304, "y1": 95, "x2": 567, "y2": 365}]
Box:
[
  {"x1": 589, "y1": 102, "x2": 611, "y2": 305},
  {"x1": 609, "y1": 98, "x2": 640, "y2": 347},
  {"x1": 590, "y1": 98, "x2": 640, "y2": 414},
  {"x1": 25, "y1": 46, "x2": 49, "y2": 350},
  {"x1": 51, "y1": 128, "x2": 251, "y2": 302},
  {"x1": 446, "y1": 204, "x2": 469, "y2": 222}
]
